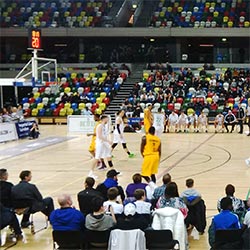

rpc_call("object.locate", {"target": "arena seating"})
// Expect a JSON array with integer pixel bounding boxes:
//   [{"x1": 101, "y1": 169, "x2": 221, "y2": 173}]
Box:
[
  {"x1": 21, "y1": 70, "x2": 127, "y2": 117},
  {"x1": 0, "y1": 0, "x2": 113, "y2": 28},
  {"x1": 126, "y1": 66, "x2": 250, "y2": 118},
  {"x1": 149, "y1": 0, "x2": 250, "y2": 28}
]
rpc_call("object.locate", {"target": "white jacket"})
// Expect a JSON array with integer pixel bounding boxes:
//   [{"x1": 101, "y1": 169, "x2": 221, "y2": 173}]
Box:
[
  {"x1": 108, "y1": 229, "x2": 146, "y2": 250},
  {"x1": 151, "y1": 207, "x2": 187, "y2": 250}
]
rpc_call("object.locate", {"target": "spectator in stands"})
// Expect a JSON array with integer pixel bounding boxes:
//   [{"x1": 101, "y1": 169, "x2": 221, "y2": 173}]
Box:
[
  {"x1": 134, "y1": 189, "x2": 151, "y2": 214},
  {"x1": 181, "y1": 178, "x2": 201, "y2": 201},
  {"x1": 147, "y1": 91, "x2": 155, "y2": 103},
  {"x1": 121, "y1": 63, "x2": 131, "y2": 76},
  {"x1": 212, "y1": 93, "x2": 219, "y2": 104},
  {"x1": 11, "y1": 107, "x2": 20, "y2": 121},
  {"x1": 133, "y1": 103, "x2": 143, "y2": 117},
  {"x1": 156, "y1": 182, "x2": 188, "y2": 218},
  {"x1": 103, "y1": 187, "x2": 123, "y2": 215},
  {"x1": 0, "y1": 203, "x2": 23, "y2": 240},
  {"x1": 140, "y1": 93, "x2": 148, "y2": 103},
  {"x1": 115, "y1": 203, "x2": 150, "y2": 231},
  {"x1": 11, "y1": 170, "x2": 54, "y2": 228},
  {"x1": 50, "y1": 194, "x2": 85, "y2": 231},
  {"x1": 17, "y1": 104, "x2": 27, "y2": 120},
  {"x1": 77, "y1": 177, "x2": 102, "y2": 216},
  {"x1": 224, "y1": 110, "x2": 237, "y2": 133},
  {"x1": 85, "y1": 197, "x2": 116, "y2": 231},
  {"x1": 217, "y1": 184, "x2": 245, "y2": 221},
  {"x1": 209, "y1": 197, "x2": 241, "y2": 248},
  {"x1": 61, "y1": 93, "x2": 69, "y2": 104},
  {"x1": 0, "y1": 168, "x2": 13, "y2": 208},
  {"x1": 125, "y1": 173, "x2": 147, "y2": 198},
  {"x1": 152, "y1": 173, "x2": 172, "y2": 205},
  {"x1": 2, "y1": 107, "x2": 12, "y2": 122},
  {"x1": 29, "y1": 121, "x2": 40, "y2": 139},
  {"x1": 96, "y1": 169, "x2": 125, "y2": 201}
]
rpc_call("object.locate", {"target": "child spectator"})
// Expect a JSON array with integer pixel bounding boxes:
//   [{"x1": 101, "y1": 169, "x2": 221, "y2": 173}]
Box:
[
  {"x1": 103, "y1": 187, "x2": 123, "y2": 215},
  {"x1": 134, "y1": 189, "x2": 151, "y2": 214}
]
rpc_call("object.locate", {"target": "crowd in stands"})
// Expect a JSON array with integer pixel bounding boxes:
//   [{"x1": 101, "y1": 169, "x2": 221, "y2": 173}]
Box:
[
  {"x1": 1, "y1": 168, "x2": 250, "y2": 249},
  {"x1": 0, "y1": 105, "x2": 26, "y2": 123},
  {"x1": 121, "y1": 65, "x2": 250, "y2": 133},
  {"x1": 1, "y1": 0, "x2": 113, "y2": 28},
  {"x1": 149, "y1": 0, "x2": 250, "y2": 28}
]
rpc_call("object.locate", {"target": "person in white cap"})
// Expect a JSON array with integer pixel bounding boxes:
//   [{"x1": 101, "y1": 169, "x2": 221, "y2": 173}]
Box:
[{"x1": 115, "y1": 203, "x2": 150, "y2": 230}]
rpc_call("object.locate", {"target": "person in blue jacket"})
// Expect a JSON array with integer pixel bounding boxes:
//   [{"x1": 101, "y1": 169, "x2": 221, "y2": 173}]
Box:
[{"x1": 50, "y1": 194, "x2": 85, "y2": 231}]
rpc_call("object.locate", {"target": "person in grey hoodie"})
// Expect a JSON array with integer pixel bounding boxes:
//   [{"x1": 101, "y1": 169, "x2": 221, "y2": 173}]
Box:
[
  {"x1": 180, "y1": 178, "x2": 201, "y2": 202},
  {"x1": 85, "y1": 197, "x2": 116, "y2": 231}
]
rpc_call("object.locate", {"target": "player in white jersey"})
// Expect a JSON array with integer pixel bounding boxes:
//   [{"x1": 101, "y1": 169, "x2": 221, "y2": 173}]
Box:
[
  {"x1": 89, "y1": 115, "x2": 113, "y2": 178},
  {"x1": 214, "y1": 113, "x2": 225, "y2": 133},
  {"x1": 153, "y1": 108, "x2": 165, "y2": 137},
  {"x1": 178, "y1": 111, "x2": 188, "y2": 132},
  {"x1": 167, "y1": 111, "x2": 179, "y2": 132},
  {"x1": 187, "y1": 113, "x2": 198, "y2": 132},
  {"x1": 111, "y1": 110, "x2": 135, "y2": 158},
  {"x1": 197, "y1": 112, "x2": 208, "y2": 133}
]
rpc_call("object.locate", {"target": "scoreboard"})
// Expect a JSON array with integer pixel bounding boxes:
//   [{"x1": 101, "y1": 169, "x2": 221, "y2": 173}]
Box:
[{"x1": 28, "y1": 29, "x2": 42, "y2": 49}]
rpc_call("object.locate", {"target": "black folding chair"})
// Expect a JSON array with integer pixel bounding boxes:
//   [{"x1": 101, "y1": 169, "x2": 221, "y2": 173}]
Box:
[
  {"x1": 52, "y1": 230, "x2": 85, "y2": 250},
  {"x1": 15, "y1": 207, "x2": 48, "y2": 235},
  {"x1": 85, "y1": 230, "x2": 110, "y2": 249},
  {"x1": 145, "y1": 229, "x2": 179, "y2": 250},
  {"x1": 214, "y1": 229, "x2": 243, "y2": 250}
]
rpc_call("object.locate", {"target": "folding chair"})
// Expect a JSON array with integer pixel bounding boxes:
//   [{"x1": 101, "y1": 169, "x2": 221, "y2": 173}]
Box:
[
  {"x1": 214, "y1": 229, "x2": 243, "y2": 250},
  {"x1": 85, "y1": 230, "x2": 110, "y2": 249},
  {"x1": 15, "y1": 207, "x2": 48, "y2": 235},
  {"x1": 52, "y1": 230, "x2": 85, "y2": 250},
  {"x1": 145, "y1": 229, "x2": 180, "y2": 250}
]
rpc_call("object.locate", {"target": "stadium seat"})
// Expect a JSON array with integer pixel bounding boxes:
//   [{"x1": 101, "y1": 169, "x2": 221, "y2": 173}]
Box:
[
  {"x1": 32, "y1": 108, "x2": 39, "y2": 116},
  {"x1": 59, "y1": 108, "x2": 66, "y2": 116}
]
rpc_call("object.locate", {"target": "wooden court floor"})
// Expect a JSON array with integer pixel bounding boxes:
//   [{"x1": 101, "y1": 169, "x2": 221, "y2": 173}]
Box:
[{"x1": 1, "y1": 124, "x2": 250, "y2": 250}]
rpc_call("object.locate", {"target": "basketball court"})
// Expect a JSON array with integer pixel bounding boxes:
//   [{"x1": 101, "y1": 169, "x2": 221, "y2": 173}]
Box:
[{"x1": 1, "y1": 124, "x2": 249, "y2": 249}]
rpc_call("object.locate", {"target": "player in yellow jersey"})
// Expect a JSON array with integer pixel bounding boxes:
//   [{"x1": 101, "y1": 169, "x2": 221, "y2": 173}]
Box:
[
  {"x1": 143, "y1": 103, "x2": 154, "y2": 134},
  {"x1": 87, "y1": 114, "x2": 107, "y2": 170},
  {"x1": 140, "y1": 126, "x2": 161, "y2": 183}
]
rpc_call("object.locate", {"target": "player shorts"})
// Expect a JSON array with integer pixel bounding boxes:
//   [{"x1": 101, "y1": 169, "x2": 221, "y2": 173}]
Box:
[
  {"x1": 88, "y1": 139, "x2": 95, "y2": 152},
  {"x1": 141, "y1": 154, "x2": 160, "y2": 177},
  {"x1": 95, "y1": 141, "x2": 111, "y2": 159},
  {"x1": 113, "y1": 133, "x2": 126, "y2": 144}
]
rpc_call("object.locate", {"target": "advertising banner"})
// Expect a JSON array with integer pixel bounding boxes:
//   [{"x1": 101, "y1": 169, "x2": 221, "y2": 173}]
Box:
[
  {"x1": 15, "y1": 120, "x2": 35, "y2": 138},
  {"x1": 0, "y1": 123, "x2": 18, "y2": 142}
]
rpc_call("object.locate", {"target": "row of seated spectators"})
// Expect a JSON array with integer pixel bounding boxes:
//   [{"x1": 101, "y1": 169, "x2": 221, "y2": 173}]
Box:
[
  {"x1": 123, "y1": 65, "x2": 250, "y2": 118},
  {"x1": 1, "y1": 0, "x2": 113, "y2": 28},
  {"x1": 149, "y1": 0, "x2": 250, "y2": 28},
  {"x1": 1, "y1": 169, "x2": 250, "y2": 249}
]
